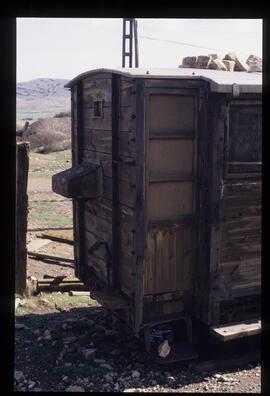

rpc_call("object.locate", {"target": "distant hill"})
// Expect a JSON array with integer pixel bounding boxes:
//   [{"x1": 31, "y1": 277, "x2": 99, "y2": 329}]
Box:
[{"x1": 17, "y1": 78, "x2": 71, "y2": 124}]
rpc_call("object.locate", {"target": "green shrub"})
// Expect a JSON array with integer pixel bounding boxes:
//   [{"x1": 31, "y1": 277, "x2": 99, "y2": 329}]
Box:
[{"x1": 54, "y1": 111, "x2": 71, "y2": 118}]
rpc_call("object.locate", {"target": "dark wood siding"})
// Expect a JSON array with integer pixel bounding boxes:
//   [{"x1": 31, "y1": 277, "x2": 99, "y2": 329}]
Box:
[
  {"x1": 76, "y1": 74, "x2": 137, "y2": 295},
  {"x1": 219, "y1": 178, "x2": 261, "y2": 298}
]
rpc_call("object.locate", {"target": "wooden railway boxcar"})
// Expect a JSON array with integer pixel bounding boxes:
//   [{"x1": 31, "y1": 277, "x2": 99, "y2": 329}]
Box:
[{"x1": 53, "y1": 68, "x2": 261, "y2": 356}]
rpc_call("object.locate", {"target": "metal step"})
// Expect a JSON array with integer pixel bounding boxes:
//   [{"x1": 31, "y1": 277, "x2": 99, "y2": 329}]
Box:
[{"x1": 210, "y1": 318, "x2": 261, "y2": 342}]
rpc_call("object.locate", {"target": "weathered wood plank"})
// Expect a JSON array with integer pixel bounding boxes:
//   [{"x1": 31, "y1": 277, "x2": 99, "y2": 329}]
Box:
[
  {"x1": 83, "y1": 78, "x2": 112, "y2": 108},
  {"x1": 220, "y1": 241, "x2": 261, "y2": 262},
  {"x1": 119, "y1": 252, "x2": 135, "y2": 296},
  {"x1": 83, "y1": 129, "x2": 136, "y2": 157},
  {"x1": 223, "y1": 181, "x2": 261, "y2": 196},
  {"x1": 224, "y1": 205, "x2": 261, "y2": 221},
  {"x1": 83, "y1": 149, "x2": 136, "y2": 182},
  {"x1": 134, "y1": 78, "x2": 146, "y2": 334},
  {"x1": 210, "y1": 318, "x2": 261, "y2": 342},
  {"x1": 121, "y1": 78, "x2": 135, "y2": 107},
  {"x1": 144, "y1": 221, "x2": 194, "y2": 295},
  {"x1": 85, "y1": 199, "x2": 135, "y2": 231},
  {"x1": 83, "y1": 106, "x2": 135, "y2": 132}
]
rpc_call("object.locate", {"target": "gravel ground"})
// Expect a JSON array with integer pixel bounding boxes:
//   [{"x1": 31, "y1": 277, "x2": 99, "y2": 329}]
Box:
[{"x1": 15, "y1": 295, "x2": 261, "y2": 393}]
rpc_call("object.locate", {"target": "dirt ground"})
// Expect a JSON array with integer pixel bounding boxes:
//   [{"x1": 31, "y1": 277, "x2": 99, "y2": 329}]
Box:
[{"x1": 14, "y1": 149, "x2": 262, "y2": 393}]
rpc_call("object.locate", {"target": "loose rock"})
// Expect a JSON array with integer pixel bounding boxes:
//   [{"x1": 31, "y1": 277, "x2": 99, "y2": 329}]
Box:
[
  {"x1": 246, "y1": 54, "x2": 262, "y2": 72},
  {"x1": 223, "y1": 59, "x2": 235, "y2": 72},
  {"x1": 181, "y1": 56, "x2": 198, "y2": 68},
  {"x1": 195, "y1": 55, "x2": 211, "y2": 69},
  {"x1": 15, "y1": 371, "x2": 24, "y2": 382},
  {"x1": 208, "y1": 58, "x2": 227, "y2": 71},
  {"x1": 81, "y1": 348, "x2": 96, "y2": 360}
]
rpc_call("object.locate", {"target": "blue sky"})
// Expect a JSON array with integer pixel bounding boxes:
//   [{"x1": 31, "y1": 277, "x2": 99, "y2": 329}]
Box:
[{"x1": 16, "y1": 18, "x2": 262, "y2": 82}]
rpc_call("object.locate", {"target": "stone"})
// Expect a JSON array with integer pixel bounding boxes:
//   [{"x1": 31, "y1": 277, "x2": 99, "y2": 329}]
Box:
[
  {"x1": 208, "y1": 53, "x2": 218, "y2": 61},
  {"x1": 131, "y1": 370, "x2": 140, "y2": 379},
  {"x1": 15, "y1": 323, "x2": 25, "y2": 330},
  {"x1": 81, "y1": 348, "x2": 96, "y2": 360},
  {"x1": 93, "y1": 358, "x2": 106, "y2": 364},
  {"x1": 100, "y1": 363, "x2": 114, "y2": 371},
  {"x1": 224, "y1": 52, "x2": 238, "y2": 62},
  {"x1": 214, "y1": 373, "x2": 227, "y2": 382},
  {"x1": 158, "y1": 339, "x2": 171, "y2": 358},
  {"x1": 15, "y1": 298, "x2": 22, "y2": 311},
  {"x1": 123, "y1": 388, "x2": 137, "y2": 393},
  {"x1": 195, "y1": 55, "x2": 211, "y2": 69},
  {"x1": 105, "y1": 329, "x2": 120, "y2": 337},
  {"x1": 14, "y1": 371, "x2": 24, "y2": 382},
  {"x1": 208, "y1": 58, "x2": 227, "y2": 71},
  {"x1": 43, "y1": 329, "x2": 50, "y2": 337},
  {"x1": 66, "y1": 385, "x2": 85, "y2": 392},
  {"x1": 28, "y1": 381, "x2": 36, "y2": 389},
  {"x1": 64, "y1": 362, "x2": 72, "y2": 367},
  {"x1": 222, "y1": 59, "x2": 235, "y2": 72},
  {"x1": 181, "y1": 56, "x2": 198, "y2": 68},
  {"x1": 111, "y1": 349, "x2": 121, "y2": 356},
  {"x1": 234, "y1": 58, "x2": 249, "y2": 72},
  {"x1": 246, "y1": 54, "x2": 262, "y2": 72}
]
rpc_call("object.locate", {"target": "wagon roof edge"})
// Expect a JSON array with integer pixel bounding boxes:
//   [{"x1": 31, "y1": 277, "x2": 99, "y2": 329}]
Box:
[{"x1": 65, "y1": 67, "x2": 262, "y2": 93}]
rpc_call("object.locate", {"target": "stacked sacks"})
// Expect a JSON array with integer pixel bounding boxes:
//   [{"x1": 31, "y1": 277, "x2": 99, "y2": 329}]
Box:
[{"x1": 180, "y1": 52, "x2": 262, "y2": 72}]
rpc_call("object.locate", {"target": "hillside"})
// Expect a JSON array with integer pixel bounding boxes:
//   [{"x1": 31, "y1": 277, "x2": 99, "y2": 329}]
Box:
[{"x1": 16, "y1": 78, "x2": 71, "y2": 124}]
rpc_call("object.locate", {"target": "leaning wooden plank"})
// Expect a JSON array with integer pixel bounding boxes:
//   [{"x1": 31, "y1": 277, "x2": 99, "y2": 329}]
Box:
[
  {"x1": 37, "y1": 283, "x2": 88, "y2": 293},
  {"x1": 38, "y1": 277, "x2": 81, "y2": 284},
  {"x1": 27, "y1": 239, "x2": 51, "y2": 251},
  {"x1": 27, "y1": 251, "x2": 74, "y2": 264},
  {"x1": 69, "y1": 291, "x2": 91, "y2": 296},
  {"x1": 38, "y1": 230, "x2": 74, "y2": 245},
  {"x1": 210, "y1": 318, "x2": 261, "y2": 342}
]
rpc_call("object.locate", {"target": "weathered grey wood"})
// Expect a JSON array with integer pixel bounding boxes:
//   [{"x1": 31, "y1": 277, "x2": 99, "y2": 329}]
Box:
[
  {"x1": 28, "y1": 251, "x2": 74, "y2": 263},
  {"x1": 38, "y1": 230, "x2": 73, "y2": 245},
  {"x1": 208, "y1": 95, "x2": 227, "y2": 325},
  {"x1": 85, "y1": 199, "x2": 135, "y2": 231},
  {"x1": 134, "y1": 78, "x2": 146, "y2": 334},
  {"x1": 73, "y1": 80, "x2": 86, "y2": 280},
  {"x1": 52, "y1": 162, "x2": 103, "y2": 199},
  {"x1": 16, "y1": 142, "x2": 29, "y2": 295},
  {"x1": 83, "y1": 106, "x2": 135, "y2": 132},
  {"x1": 83, "y1": 149, "x2": 135, "y2": 182},
  {"x1": 210, "y1": 318, "x2": 261, "y2": 341},
  {"x1": 83, "y1": 129, "x2": 135, "y2": 157},
  {"x1": 59, "y1": 70, "x2": 261, "y2": 340}
]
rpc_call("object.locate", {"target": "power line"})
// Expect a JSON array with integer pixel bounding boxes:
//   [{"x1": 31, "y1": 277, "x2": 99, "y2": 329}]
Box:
[{"x1": 138, "y1": 34, "x2": 253, "y2": 57}]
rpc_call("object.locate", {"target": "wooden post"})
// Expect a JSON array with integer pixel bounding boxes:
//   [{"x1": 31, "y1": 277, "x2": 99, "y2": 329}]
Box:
[{"x1": 16, "y1": 142, "x2": 29, "y2": 295}]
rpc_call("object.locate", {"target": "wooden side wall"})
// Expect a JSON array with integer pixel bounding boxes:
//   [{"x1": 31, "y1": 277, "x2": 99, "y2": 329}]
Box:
[
  {"x1": 208, "y1": 94, "x2": 261, "y2": 325},
  {"x1": 219, "y1": 178, "x2": 261, "y2": 298},
  {"x1": 72, "y1": 74, "x2": 136, "y2": 296}
]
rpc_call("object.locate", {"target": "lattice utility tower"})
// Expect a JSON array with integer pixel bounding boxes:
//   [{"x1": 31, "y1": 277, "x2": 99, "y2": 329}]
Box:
[{"x1": 122, "y1": 18, "x2": 139, "y2": 68}]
